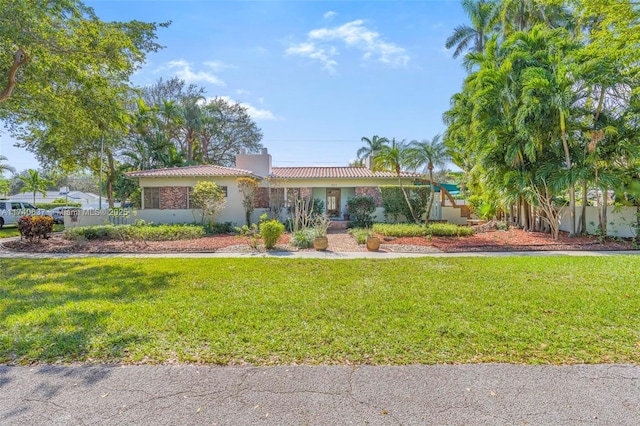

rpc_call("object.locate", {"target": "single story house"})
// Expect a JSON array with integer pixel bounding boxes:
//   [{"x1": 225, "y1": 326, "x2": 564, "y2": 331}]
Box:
[{"x1": 125, "y1": 148, "x2": 423, "y2": 225}]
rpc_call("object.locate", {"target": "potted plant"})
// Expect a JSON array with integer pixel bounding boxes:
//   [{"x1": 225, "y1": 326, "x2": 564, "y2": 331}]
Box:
[
  {"x1": 313, "y1": 214, "x2": 331, "y2": 251},
  {"x1": 366, "y1": 231, "x2": 381, "y2": 251}
]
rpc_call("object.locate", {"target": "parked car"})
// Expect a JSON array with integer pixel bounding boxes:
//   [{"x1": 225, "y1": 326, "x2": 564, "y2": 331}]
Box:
[{"x1": 0, "y1": 200, "x2": 52, "y2": 229}]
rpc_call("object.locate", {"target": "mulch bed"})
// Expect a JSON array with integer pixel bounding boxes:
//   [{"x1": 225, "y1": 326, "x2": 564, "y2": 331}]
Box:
[
  {"x1": 2, "y1": 229, "x2": 636, "y2": 253},
  {"x1": 377, "y1": 229, "x2": 635, "y2": 252}
]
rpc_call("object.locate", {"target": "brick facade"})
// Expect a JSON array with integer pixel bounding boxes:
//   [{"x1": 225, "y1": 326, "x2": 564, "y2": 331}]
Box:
[
  {"x1": 158, "y1": 186, "x2": 189, "y2": 209},
  {"x1": 254, "y1": 187, "x2": 270, "y2": 208},
  {"x1": 355, "y1": 186, "x2": 382, "y2": 207}
]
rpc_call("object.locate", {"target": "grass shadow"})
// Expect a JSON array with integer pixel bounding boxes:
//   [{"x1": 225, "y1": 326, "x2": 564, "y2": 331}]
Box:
[{"x1": 0, "y1": 259, "x2": 177, "y2": 365}]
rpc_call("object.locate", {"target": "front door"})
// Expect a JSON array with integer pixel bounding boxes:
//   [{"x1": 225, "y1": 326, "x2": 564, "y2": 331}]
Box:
[{"x1": 326, "y1": 189, "x2": 341, "y2": 217}]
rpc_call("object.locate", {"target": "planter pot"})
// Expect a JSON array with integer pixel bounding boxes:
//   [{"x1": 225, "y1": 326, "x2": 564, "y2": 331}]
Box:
[
  {"x1": 366, "y1": 236, "x2": 381, "y2": 251},
  {"x1": 313, "y1": 236, "x2": 328, "y2": 251},
  {"x1": 343, "y1": 213, "x2": 350, "y2": 221}
]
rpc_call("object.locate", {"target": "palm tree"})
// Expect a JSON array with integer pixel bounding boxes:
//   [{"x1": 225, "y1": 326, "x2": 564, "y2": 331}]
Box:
[
  {"x1": 373, "y1": 139, "x2": 418, "y2": 222},
  {"x1": 19, "y1": 169, "x2": 53, "y2": 204},
  {"x1": 406, "y1": 135, "x2": 449, "y2": 224},
  {"x1": 357, "y1": 135, "x2": 389, "y2": 162},
  {"x1": 445, "y1": 0, "x2": 499, "y2": 59},
  {"x1": 0, "y1": 155, "x2": 15, "y2": 176}
]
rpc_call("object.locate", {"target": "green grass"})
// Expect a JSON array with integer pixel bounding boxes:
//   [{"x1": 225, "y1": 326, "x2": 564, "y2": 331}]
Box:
[
  {"x1": 0, "y1": 224, "x2": 64, "y2": 239},
  {"x1": 1, "y1": 257, "x2": 639, "y2": 365}
]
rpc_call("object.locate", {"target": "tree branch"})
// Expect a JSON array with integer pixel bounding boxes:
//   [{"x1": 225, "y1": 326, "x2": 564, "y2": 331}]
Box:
[{"x1": 0, "y1": 48, "x2": 29, "y2": 104}]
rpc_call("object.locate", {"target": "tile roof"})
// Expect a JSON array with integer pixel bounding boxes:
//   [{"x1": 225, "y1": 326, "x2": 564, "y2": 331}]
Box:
[
  {"x1": 126, "y1": 165, "x2": 256, "y2": 178},
  {"x1": 270, "y1": 167, "x2": 421, "y2": 179}
]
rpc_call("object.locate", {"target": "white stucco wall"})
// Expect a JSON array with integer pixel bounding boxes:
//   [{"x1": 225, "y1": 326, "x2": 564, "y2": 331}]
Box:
[
  {"x1": 137, "y1": 176, "x2": 245, "y2": 224},
  {"x1": 441, "y1": 206, "x2": 469, "y2": 225},
  {"x1": 559, "y1": 206, "x2": 638, "y2": 238}
]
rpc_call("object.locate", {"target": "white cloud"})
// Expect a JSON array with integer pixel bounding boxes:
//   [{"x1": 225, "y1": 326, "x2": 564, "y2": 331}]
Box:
[
  {"x1": 218, "y1": 96, "x2": 277, "y2": 121},
  {"x1": 236, "y1": 89, "x2": 251, "y2": 96},
  {"x1": 323, "y1": 11, "x2": 337, "y2": 20},
  {"x1": 166, "y1": 59, "x2": 226, "y2": 86},
  {"x1": 204, "y1": 61, "x2": 236, "y2": 71},
  {"x1": 285, "y1": 19, "x2": 409, "y2": 72},
  {"x1": 285, "y1": 42, "x2": 338, "y2": 73}
]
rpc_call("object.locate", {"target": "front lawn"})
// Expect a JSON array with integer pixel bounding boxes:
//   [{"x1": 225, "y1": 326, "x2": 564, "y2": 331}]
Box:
[{"x1": 1, "y1": 257, "x2": 639, "y2": 365}]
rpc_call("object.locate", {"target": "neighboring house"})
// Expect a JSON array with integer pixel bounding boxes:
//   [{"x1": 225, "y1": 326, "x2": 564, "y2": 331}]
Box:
[
  {"x1": 9, "y1": 190, "x2": 100, "y2": 208},
  {"x1": 125, "y1": 148, "x2": 421, "y2": 224}
]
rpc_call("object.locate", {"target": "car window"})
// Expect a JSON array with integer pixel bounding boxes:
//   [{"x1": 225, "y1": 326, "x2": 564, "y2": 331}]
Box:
[
  {"x1": 11, "y1": 203, "x2": 21, "y2": 209},
  {"x1": 23, "y1": 203, "x2": 37, "y2": 210}
]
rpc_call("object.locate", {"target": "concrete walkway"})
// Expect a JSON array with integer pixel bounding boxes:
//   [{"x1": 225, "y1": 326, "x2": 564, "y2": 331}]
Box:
[
  {"x1": 0, "y1": 249, "x2": 639, "y2": 259},
  {"x1": 1, "y1": 364, "x2": 638, "y2": 425}
]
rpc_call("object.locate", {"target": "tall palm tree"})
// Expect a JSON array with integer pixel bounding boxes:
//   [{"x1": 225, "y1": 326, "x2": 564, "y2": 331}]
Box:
[
  {"x1": 445, "y1": 0, "x2": 499, "y2": 59},
  {"x1": 357, "y1": 135, "x2": 389, "y2": 162},
  {"x1": 19, "y1": 169, "x2": 53, "y2": 204},
  {"x1": 373, "y1": 139, "x2": 418, "y2": 222},
  {"x1": 406, "y1": 135, "x2": 449, "y2": 224},
  {"x1": 0, "y1": 155, "x2": 15, "y2": 176}
]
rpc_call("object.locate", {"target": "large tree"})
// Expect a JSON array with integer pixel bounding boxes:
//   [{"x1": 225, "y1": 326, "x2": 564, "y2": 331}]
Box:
[
  {"x1": 373, "y1": 139, "x2": 418, "y2": 222},
  {"x1": 1, "y1": 1, "x2": 166, "y2": 205}
]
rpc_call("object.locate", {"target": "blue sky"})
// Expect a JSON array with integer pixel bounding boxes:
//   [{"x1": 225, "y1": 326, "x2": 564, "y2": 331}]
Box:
[{"x1": 1, "y1": 0, "x2": 468, "y2": 172}]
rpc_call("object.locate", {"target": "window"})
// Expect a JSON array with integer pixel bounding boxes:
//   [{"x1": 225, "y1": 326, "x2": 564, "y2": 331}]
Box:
[{"x1": 144, "y1": 187, "x2": 160, "y2": 209}]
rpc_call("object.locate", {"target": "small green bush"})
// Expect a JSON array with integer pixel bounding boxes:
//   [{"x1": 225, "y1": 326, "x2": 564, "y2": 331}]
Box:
[
  {"x1": 372, "y1": 223, "x2": 428, "y2": 237},
  {"x1": 291, "y1": 229, "x2": 315, "y2": 248},
  {"x1": 260, "y1": 220, "x2": 285, "y2": 249},
  {"x1": 426, "y1": 223, "x2": 474, "y2": 237},
  {"x1": 18, "y1": 215, "x2": 55, "y2": 242},
  {"x1": 348, "y1": 228, "x2": 369, "y2": 244}
]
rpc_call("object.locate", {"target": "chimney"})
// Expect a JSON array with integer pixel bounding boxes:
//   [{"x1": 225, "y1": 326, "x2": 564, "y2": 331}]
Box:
[{"x1": 235, "y1": 147, "x2": 272, "y2": 177}]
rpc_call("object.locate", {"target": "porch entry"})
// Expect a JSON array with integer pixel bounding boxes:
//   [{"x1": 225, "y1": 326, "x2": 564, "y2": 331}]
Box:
[{"x1": 326, "y1": 188, "x2": 341, "y2": 217}]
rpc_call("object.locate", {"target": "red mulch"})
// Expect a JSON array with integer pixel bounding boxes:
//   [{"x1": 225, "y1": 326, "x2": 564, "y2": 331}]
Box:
[
  {"x1": 378, "y1": 229, "x2": 635, "y2": 252},
  {"x1": 2, "y1": 229, "x2": 635, "y2": 253}
]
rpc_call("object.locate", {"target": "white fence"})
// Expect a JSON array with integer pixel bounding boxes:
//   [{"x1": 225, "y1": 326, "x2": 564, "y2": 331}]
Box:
[{"x1": 558, "y1": 206, "x2": 638, "y2": 238}]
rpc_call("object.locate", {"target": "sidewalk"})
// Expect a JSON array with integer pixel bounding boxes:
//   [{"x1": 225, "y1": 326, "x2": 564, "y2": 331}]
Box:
[{"x1": 1, "y1": 364, "x2": 638, "y2": 425}]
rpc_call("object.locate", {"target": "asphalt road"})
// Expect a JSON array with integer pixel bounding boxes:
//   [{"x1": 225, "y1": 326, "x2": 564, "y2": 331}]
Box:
[{"x1": 1, "y1": 364, "x2": 638, "y2": 425}]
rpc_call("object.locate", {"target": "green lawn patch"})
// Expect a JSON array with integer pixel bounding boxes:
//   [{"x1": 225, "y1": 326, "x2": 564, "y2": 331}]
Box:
[{"x1": 1, "y1": 257, "x2": 639, "y2": 365}]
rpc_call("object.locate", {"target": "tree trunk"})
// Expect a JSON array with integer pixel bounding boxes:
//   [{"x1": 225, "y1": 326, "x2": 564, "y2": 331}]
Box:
[
  {"x1": 560, "y1": 110, "x2": 576, "y2": 236},
  {"x1": 600, "y1": 187, "x2": 608, "y2": 238},
  {"x1": 424, "y1": 167, "x2": 435, "y2": 225},
  {"x1": 578, "y1": 180, "x2": 588, "y2": 234}
]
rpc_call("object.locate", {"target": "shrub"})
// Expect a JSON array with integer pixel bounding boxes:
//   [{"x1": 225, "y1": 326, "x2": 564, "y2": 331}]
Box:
[
  {"x1": 18, "y1": 215, "x2": 54, "y2": 242},
  {"x1": 290, "y1": 229, "x2": 315, "y2": 248},
  {"x1": 426, "y1": 223, "x2": 474, "y2": 237},
  {"x1": 348, "y1": 228, "x2": 369, "y2": 244},
  {"x1": 379, "y1": 185, "x2": 429, "y2": 223},
  {"x1": 63, "y1": 224, "x2": 205, "y2": 242},
  {"x1": 346, "y1": 195, "x2": 376, "y2": 228},
  {"x1": 260, "y1": 219, "x2": 285, "y2": 249},
  {"x1": 372, "y1": 223, "x2": 428, "y2": 237},
  {"x1": 205, "y1": 221, "x2": 234, "y2": 234}
]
